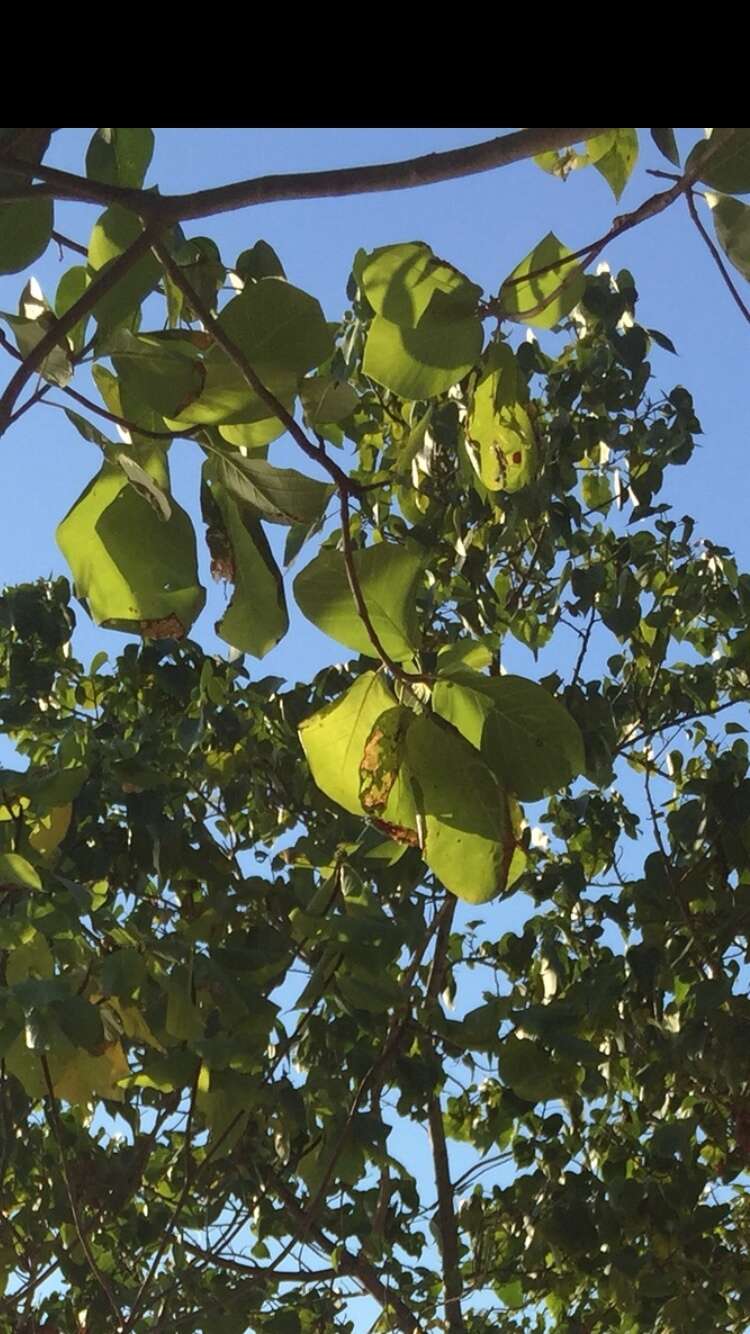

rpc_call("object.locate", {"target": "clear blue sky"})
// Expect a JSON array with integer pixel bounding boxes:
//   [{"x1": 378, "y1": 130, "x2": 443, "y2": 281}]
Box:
[{"x1": 1, "y1": 129, "x2": 747, "y2": 1330}]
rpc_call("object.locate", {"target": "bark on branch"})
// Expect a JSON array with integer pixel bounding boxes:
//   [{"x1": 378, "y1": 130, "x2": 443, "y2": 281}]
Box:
[{"x1": 0, "y1": 129, "x2": 611, "y2": 221}]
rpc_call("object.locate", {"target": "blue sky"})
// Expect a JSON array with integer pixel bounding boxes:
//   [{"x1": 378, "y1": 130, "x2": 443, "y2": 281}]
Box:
[{"x1": 1, "y1": 129, "x2": 748, "y2": 1329}]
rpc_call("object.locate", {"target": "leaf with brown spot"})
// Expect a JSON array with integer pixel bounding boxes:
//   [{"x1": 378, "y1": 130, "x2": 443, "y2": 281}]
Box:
[{"x1": 359, "y1": 706, "x2": 411, "y2": 815}]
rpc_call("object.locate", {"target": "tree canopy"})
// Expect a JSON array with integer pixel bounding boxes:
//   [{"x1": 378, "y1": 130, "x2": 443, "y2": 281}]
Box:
[{"x1": 1, "y1": 128, "x2": 750, "y2": 1333}]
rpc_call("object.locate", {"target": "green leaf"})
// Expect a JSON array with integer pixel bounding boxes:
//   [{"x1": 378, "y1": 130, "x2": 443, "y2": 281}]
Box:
[
  {"x1": 650, "y1": 128, "x2": 680, "y2": 167},
  {"x1": 436, "y1": 639, "x2": 495, "y2": 674},
  {"x1": 360, "y1": 242, "x2": 482, "y2": 327},
  {"x1": 588, "y1": 129, "x2": 638, "y2": 200},
  {"x1": 0, "y1": 853, "x2": 41, "y2": 891},
  {"x1": 466, "y1": 347, "x2": 536, "y2": 492},
  {"x1": 709, "y1": 193, "x2": 750, "y2": 282},
  {"x1": 235, "y1": 240, "x2": 286, "y2": 283},
  {"x1": 167, "y1": 344, "x2": 297, "y2": 428},
  {"x1": 688, "y1": 129, "x2": 750, "y2": 195},
  {"x1": 499, "y1": 233, "x2": 585, "y2": 329},
  {"x1": 87, "y1": 206, "x2": 162, "y2": 332},
  {"x1": 86, "y1": 128, "x2": 155, "y2": 189},
  {"x1": 101, "y1": 948, "x2": 147, "y2": 1000},
  {"x1": 300, "y1": 374, "x2": 359, "y2": 424},
  {"x1": 0, "y1": 195, "x2": 53, "y2": 274},
  {"x1": 207, "y1": 454, "x2": 333, "y2": 527},
  {"x1": 432, "y1": 670, "x2": 584, "y2": 801},
  {"x1": 294, "y1": 543, "x2": 423, "y2": 662},
  {"x1": 499, "y1": 1034, "x2": 564, "y2": 1102},
  {"x1": 55, "y1": 265, "x2": 90, "y2": 354},
  {"x1": 218, "y1": 418, "x2": 286, "y2": 450},
  {"x1": 202, "y1": 466, "x2": 288, "y2": 658},
  {"x1": 0, "y1": 308, "x2": 72, "y2": 388},
  {"x1": 218, "y1": 277, "x2": 333, "y2": 379},
  {"x1": 109, "y1": 331, "x2": 205, "y2": 419},
  {"x1": 57, "y1": 461, "x2": 205, "y2": 637},
  {"x1": 299, "y1": 672, "x2": 416, "y2": 829},
  {"x1": 405, "y1": 715, "x2": 523, "y2": 904},
  {"x1": 363, "y1": 311, "x2": 483, "y2": 400}
]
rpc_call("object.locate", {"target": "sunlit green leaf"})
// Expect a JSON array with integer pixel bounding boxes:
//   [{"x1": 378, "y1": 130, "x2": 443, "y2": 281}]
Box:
[
  {"x1": 86, "y1": 128, "x2": 155, "y2": 189},
  {"x1": 202, "y1": 465, "x2": 288, "y2": 658},
  {"x1": 294, "y1": 543, "x2": 423, "y2": 662},
  {"x1": 499, "y1": 232, "x2": 585, "y2": 329},
  {"x1": 57, "y1": 460, "x2": 205, "y2": 637},
  {"x1": 433, "y1": 670, "x2": 584, "y2": 801}
]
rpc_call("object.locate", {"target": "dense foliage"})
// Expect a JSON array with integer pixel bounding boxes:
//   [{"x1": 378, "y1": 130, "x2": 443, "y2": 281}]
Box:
[{"x1": 1, "y1": 128, "x2": 750, "y2": 1333}]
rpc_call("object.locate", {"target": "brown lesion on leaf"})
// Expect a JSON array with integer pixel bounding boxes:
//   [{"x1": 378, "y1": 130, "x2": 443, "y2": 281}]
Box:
[
  {"x1": 139, "y1": 613, "x2": 185, "y2": 640},
  {"x1": 359, "y1": 707, "x2": 410, "y2": 816},
  {"x1": 372, "y1": 818, "x2": 419, "y2": 847},
  {"x1": 206, "y1": 522, "x2": 236, "y2": 585}
]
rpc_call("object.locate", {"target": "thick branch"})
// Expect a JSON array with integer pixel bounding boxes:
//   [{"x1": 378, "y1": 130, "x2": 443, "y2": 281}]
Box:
[
  {"x1": 428, "y1": 1097, "x2": 466, "y2": 1334},
  {"x1": 0, "y1": 129, "x2": 611, "y2": 221}
]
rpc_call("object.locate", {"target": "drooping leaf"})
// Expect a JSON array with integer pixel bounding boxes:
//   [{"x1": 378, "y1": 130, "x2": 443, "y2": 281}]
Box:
[
  {"x1": 650, "y1": 128, "x2": 680, "y2": 167},
  {"x1": 299, "y1": 671, "x2": 416, "y2": 830},
  {"x1": 294, "y1": 543, "x2": 423, "y2": 662},
  {"x1": 87, "y1": 205, "x2": 162, "y2": 332},
  {"x1": 405, "y1": 715, "x2": 523, "y2": 904},
  {"x1": 202, "y1": 465, "x2": 288, "y2": 658},
  {"x1": 0, "y1": 852, "x2": 42, "y2": 891},
  {"x1": 207, "y1": 453, "x2": 333, "y2": 526},
  {"x1": 433, "y1": 670, "x2": 585, "y2": 801},
  {"x1": 499, "y1": 233, "x2": 585, "y2": 329},
  {"x1": 55, "y1": 265, "x2": 90, "y2": 354},
  {"x1": 709, "y1": 193, "x2": 750, "y2": 282},
  {"x1": 588, "y1": 129, "x2": 639, "y2": 200},
  {"x1": 466, "y1": 345, "x2": 536, "y2": 492},
  {"x1": 57, "y1": 460, "x2": 205, "y2": 637},
  {"x1": 688, "y1": 129, "x2": 750, "y2": 195},
  {"x1": 86, "y1": 128, "x2": 155, "y2": 189}
]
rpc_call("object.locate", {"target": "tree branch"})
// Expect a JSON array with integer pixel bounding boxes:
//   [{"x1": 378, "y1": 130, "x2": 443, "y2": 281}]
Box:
[
  {"x1": 0, "y1": 218, "x2": 164, "y2": 437},
  {"x1": 40, "y1": 1056, "x2": 123, "y2": 1326},
  {"x1": 428, "y1": 1096, "x2": 466, "y2": 1334},
  {"x1": 0, "y1": 129, "x2": 611, "y2": 221},
  {"x1": 686, "y1": 188, "x2": 750, "y2": 326},
  {"x1": 270, "y1": 1169, "x2": 425, "y2": 1334}
]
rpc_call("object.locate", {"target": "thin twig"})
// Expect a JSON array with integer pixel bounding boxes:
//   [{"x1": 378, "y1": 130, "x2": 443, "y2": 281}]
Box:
[
  {"x1": 183, "y1": 1243, "x2": 335, "y2": 1281},
  {"x1": 48, "y1": 384, "x2": 201, "y2": 442},
  {"x1": 686, "y1": 188, "x2": 750, "y2": 326},
  {"x1": 122, "y1": 1064, "x2": 201, "y2": 1331},
  {"x1": 40, "y1": 1056, "x2": 123, "y2": 1325},
  {"x1": 51, "y1": 229, "x2": 89, "y2": 258},
  {"x1": 0, "y1": 218, "x2": 164, "y2": 436},
  {"x1": 269, "y1": 1169, "x2": 425, "y2": 1334}
]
